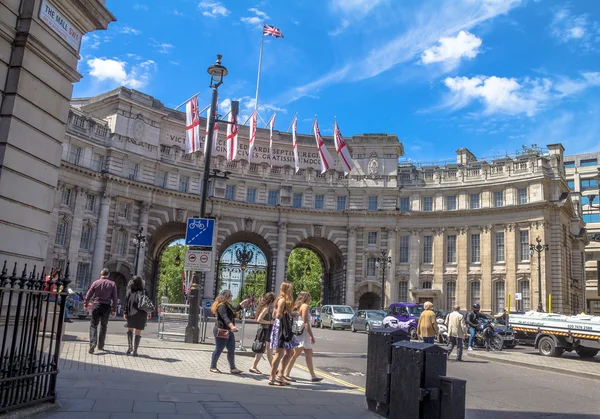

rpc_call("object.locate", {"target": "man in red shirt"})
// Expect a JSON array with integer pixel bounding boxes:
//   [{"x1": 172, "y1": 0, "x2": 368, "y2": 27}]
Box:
[{"x1": 84, "y1": 268, "x2": 117, "y2": 354}]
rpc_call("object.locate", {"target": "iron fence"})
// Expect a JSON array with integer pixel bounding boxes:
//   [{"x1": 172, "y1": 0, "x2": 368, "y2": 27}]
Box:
[{"x1": 0, "y1": 261, "x2": 70, "y2": 413}]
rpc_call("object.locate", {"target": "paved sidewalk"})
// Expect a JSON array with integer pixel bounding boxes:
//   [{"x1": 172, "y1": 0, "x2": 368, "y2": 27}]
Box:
[
  {"x1": 467, "y1": 346, "x2": 600, "y2": 380},
  {"x1": 37, "y1": 340, "x2": 378, "y2": 419}
]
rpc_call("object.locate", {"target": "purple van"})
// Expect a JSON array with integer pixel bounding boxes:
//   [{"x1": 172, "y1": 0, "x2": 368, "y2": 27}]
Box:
[{"x1": 386, "y1": 302, "x2": 424, "y2": 339}]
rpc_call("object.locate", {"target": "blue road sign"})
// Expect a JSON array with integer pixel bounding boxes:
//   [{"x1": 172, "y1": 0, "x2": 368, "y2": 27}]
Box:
[
  {"x1": 204, "y1": 300, "x2": 212, "y2": 309},
  {"x1": 185, "y1": 218, "x2": 215, "y2": 247}
]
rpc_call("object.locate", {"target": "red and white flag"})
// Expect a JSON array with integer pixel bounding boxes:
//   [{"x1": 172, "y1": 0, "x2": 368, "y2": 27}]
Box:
[
  {"x1": 268, "y1": 111, "x2": 276, "y2": 165},
  {"x1": 334, "y1": 120, "x2": 355, "y2": 175},
  {"x1": 185, "y1": 96, "x2": 201, "y2": 154},
  {"x1": 204, "y1": 106, "x2": 218, "y2": 156},
  {"x1": 313, "y1": 118, "x2": 334, "y2": 174},
  {"x1": 248, "y1": 110, "x2": 257, "y2": 163},
  {"x1": 292, "y1": 114, "x2": 299, "y2": 173},
  {"x1": 226, "y1": 104, "x2": 239, "y2": 162}
]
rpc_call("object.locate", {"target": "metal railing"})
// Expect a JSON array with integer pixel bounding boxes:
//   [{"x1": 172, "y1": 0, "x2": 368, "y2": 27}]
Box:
[
  {"x1": 158, "y1": 303, "x2": 209, "y2": 343},
  {"x1": 0, "y1": 261, "x2": 70, "y2": 413}
]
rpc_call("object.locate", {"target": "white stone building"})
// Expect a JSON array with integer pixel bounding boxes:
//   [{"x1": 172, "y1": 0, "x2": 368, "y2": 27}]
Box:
[{"x1": 48, "y1": 87, "x2": 588, "y2": 314}]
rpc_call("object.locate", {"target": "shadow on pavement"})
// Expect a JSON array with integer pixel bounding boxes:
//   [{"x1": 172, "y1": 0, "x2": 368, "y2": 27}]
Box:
[{"x1": 467, "y1": 410, "x2": 600, "y2": 419}]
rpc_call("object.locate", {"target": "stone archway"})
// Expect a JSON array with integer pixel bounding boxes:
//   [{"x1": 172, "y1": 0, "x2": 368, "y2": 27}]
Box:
[
  {"x1": 359, "y1": 292, "x2": 381, "y2": 310},
  {"x1": 356, "y1": 280, "x2": 383, "y2": 310},
  {"x1": 105, "y1": 260, "x2": 131, "y2": 302},
  {"x1": 146, "y1": 221, "x2": 186, "y2": 300}
]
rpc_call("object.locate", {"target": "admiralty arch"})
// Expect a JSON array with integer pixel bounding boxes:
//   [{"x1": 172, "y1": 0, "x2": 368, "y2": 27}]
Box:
[{"x1": 48, "y1": 87, "x2": 588, "y2": 314}]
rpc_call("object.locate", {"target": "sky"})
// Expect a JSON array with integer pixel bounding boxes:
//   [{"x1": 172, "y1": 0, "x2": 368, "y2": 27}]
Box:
[{"x1": 75, "y1": 0, "x2": 600, "y2": 165}]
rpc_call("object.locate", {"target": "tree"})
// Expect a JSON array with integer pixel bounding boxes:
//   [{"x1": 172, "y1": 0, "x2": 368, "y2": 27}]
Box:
[
  {"x1": 286, "y1": 248, "x2": 323, "y2": 307},
  {"x1": 157, "y1": 243, "x2": 185, "y2": 304},
  {"x1": 233, "y1": 270, "x2": 267, "y2": 306}
]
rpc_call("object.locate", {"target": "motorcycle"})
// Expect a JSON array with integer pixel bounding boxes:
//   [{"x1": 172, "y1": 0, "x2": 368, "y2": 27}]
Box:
[
  {"x1": 436, "y1": 318, "x2": 449, "y2": 345},
  {"x1": 464, "y1": 321, "x2": 503, "y2": 351}
]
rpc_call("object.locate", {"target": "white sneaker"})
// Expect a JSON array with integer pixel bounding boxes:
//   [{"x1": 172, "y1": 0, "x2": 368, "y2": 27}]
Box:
[{"x1": 468, "y1": 347, "x2": 473, "y2": 351}]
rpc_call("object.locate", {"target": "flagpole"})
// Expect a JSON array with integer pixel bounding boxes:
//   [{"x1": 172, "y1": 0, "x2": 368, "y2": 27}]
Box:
[
  {"x1": 174, "y1": 92, "x2": 201, "y2": 111},
  {"x1": 254, "y1": 27, "x2": 265, "y2": 112},
  {"x1": 287, "y1": 112, "x2": 298, "y2": 132}
]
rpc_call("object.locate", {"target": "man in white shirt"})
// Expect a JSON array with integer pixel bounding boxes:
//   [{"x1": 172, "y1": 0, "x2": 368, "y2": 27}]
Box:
[{"x1": 446, "y1": 305, "x2": 468, "y2": 361}]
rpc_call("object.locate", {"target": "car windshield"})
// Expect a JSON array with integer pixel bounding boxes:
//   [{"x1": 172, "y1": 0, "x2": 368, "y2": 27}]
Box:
[
  {"x1": 408, "y1": 306, "x2": 425, "y2": 317},
  {"x1": 368, "y1": 311, "x2": 385, "y2": 319},
  {"x1": 333, "y1": 306, "x2": 354, "y2": 314}
]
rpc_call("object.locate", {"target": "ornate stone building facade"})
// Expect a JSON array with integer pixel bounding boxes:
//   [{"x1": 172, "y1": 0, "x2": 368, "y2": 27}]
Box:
[{"x1": 48, "y1": 87, "x2": 588, "y2": 314}]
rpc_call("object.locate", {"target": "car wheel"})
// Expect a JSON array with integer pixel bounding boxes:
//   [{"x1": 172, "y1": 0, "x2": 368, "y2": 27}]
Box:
[
  {"x1": 365, "y1": 323, "x2": 371, "y2": 333},
  {"x1": 351, "y1": 323, "x2": 356, "y2": 333},
  {"x1": 409, "y1": 327, "x2": 417, "y2": 340},
  {"x1": 538, "y1": 336, "x2": 563, "y2": 357},
  {"x1": 576, "y1": 348, "x2": 599, "y2": 358}
]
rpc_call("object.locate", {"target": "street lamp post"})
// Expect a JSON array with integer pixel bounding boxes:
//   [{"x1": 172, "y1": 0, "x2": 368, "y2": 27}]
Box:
[
  {"x1": 235, "y1": 244, "x2": 253, "y2": 351},
  {"x1": 375, "y1": 251, "x2": 392, "y2": 311},
  {"x1": 529, "y1": 237, "x2": 549, "y2": 312},
  {"x1": 185, "y1": 55, "x2": 229, "y2": 344},
  {"x1": 132, "y1": 227, "x2": 146, "y2": 276}
]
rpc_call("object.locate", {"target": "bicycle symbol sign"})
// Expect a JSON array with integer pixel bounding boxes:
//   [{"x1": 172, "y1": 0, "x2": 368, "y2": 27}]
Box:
[{"x1": 185, "y1": 218, "x2": 215, "y2": 247}]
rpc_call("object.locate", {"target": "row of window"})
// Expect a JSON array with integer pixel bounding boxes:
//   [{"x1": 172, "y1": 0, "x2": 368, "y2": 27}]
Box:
[
  {"x1": 567, "y1": 178, "x2": 598, "y2": 191},
  {"x1": 55, "y1": 221, "x2": 94, "y2": 250},
  {"x1": 564, "y1": 158, "x2": 597, "y2": 169},
  {"x1": 61, "y1": 188, "x2": 97, "y2": 211}
]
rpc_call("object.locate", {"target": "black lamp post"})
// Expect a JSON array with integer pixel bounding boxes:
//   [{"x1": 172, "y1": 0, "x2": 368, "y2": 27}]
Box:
[
  {"x1": 529, "y1": 237, "x2": 548, "y2": 312},
  {"x1": 305, "y1": 265, "x2": 311, "y2": 277},
  {"x1": 236, "y1": 244, "x2": 253, "y2": 301},
  {"x1": 185, "y1": 55, "x2": 229, "y2": 344},
  {"x1": 375, "y1": 251, "x2": 392, "y2": 311},
  {"x1": 174, "y1": 253, "x2": 181, "y2": 266},
  {"x1": 132, "y1": 227, "x2": 146, "y2": 275}
]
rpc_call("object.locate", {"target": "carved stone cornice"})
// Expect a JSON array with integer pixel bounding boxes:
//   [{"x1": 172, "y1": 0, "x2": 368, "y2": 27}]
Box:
[
  {"x1": 504, "y1": 223, "x2": 516, "y2": 232},
  {"x1": 480, "y1": 224, "x2": 492, "y2": 234},
  {"x1": 459, "y1": 226, "x2": 469, "y2": 235},
  {"x1": 408, "y1": 228, "x2": 422, "y2": 236},
  {"x1": 141, "y1": 201, "x2": 151, "y2": 212},
  {"x1": 432, "y1": 227, "x2": 446, "y2": 236}
]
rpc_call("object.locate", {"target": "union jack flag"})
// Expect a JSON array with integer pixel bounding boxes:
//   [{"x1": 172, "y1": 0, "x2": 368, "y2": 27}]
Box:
[{"x1": 263, "y1": 24, "x2": 284, "y2": 38}]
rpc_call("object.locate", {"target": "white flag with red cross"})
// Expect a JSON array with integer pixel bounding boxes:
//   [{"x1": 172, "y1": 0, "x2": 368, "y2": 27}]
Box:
[
  {"x1": 203, "y1": 105, "x2": 218, "y2": 156},
  {"x1": 313, "y1": 118, "x2": 334, "y2": 174},
  {"x1": 185, "y1": 96, "x2": 201, "y2": 154},
  {"x1": 268, "y1": 111, "x2": 276, "y2": 165},
  {"x1": 334, "y1": 119, "x2": 355, "y2": 175},
  {"x1": 292, "y1": 114, "x2": 299, "y2": 173},
  {"x1": 226, "y1": 103, "x2": 239, "y2": 162},
  {"x1": 248, "y1": 109, "x2": 257, "y2": 163}
]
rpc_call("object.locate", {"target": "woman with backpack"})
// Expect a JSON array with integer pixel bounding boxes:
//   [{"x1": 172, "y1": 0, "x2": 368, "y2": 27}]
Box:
[{"x1": 124, "y1": 276, "x2": 152, "y2": 357}]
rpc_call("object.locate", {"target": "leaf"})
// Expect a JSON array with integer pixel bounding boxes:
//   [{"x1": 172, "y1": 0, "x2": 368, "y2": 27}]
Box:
[{"x1": 286, "y1": 248, "x2": 323, "y2": 307}]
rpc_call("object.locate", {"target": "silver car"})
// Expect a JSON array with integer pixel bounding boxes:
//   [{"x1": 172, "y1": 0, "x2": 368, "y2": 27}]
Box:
[
  {"x1": 351, "y1": 310, "x2": 385, "y2": 332},
  {"x1": 320, "y1": 305, "x2": 355, "y2": 330}
]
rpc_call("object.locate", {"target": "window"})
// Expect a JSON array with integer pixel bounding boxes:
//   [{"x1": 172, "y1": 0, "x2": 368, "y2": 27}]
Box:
[
  {"x1": 367, "y1": 231, "x2": 378, "y2": 246},
  {"x1": 92, "y1": 153, "x2": 104, "y2": 171},
  {"x1": 76, "y1": 263, "x2": 91, "y2": 290},
  {"x1": 518, "y1": 280, "x2": 530, "y2": 312},
  {"x1": 493, "y1": 281, "x2": 505, "y2": 313},
  {"x1": 446, "y1": 195, "x2": 457, "y2": 211},
  {"x1": 586, "y1": 195, "x2": 600, "y2": 206},
  {"x1": 225, "y1": 185, "x2": 235, "y2": 200},
  {"x1": 495, "y1": 232, "x2": 505, "y2": 262},
  {"x1": 293, "y1": 193, "x2": 303, "y2": 208},
  {"x1": 446, "y1": 282, "x2": 456, "y2": 310},
  {"x1": 563, "y1": 161, "x2": 575, "y2": 169},
  {"x1": 61, "y1": 188, "x2": 72, "y2": 206},
  {"x1": 117, "y1": 202, "x2": 129, "y2": 219},
  {"x1": 399, "y1": 235, "x2": 409, "y2": 263},
  {"x1": 446, "y1": 235, "x2": 457, "y2": 263},
  {"x1": 518, "y1": 188, "x2": 528, "y2": 204},
  {"x1": 53, "y1": 259, "x2": 66, "y2": 273},
  {"x1": 470, "y1": 193, "x2": 480, "y2": 209},
  {"x1": 470, "y1": 281, "x2": 481, "y2": 307},
  {"x1": 421, "y1": 281, "x2": 432, "y2": 289},
  {"x1": 366, "y1": 258, "x2": 377, "y2": 277},
  {"x1": 115, "y1": 231, "x2": 127, "y2": 255},
  {"x1": 423, "y1": 197, "x2": 433, "y2": 212},
  {"x1": 125, "y1": 162, "x2": 138, "y2": 180},
  {"x1": 246, "y1": 188, "x2": 257, "y2": 204},
  {"x1": 580, "y1": 179, "x2": 598, "y2": 191},
  {"x1": 583, "y1": 214, "x2": 600, "y2": 223},
  {"x1": 314, "y1": 194, "x2": 325, "y2": 209},
  {"x1": 337, "y1": 196, "x2": 347, "y2": 210},
  {"x1": 581, "y1": 158, "x2": 597, "y2": 167},
  {"x1": 268, "y1": 190, "x2": 278, "y2": 206},
  {"x1": 55, "y1": 221, "x2": 67, "y2": 246},
  {"x1": 567, "y1": 180, "x2": 575, "y2": 190},
  {"x1": 80, "y1": 225, "x2": 92, "y2": 250},
  {"x1": 398, "y1": 281, "x2": 409, "y2": 302},
  {"x1": 156, "y1": 172, "x2": 168, "y2": 188},
  {"x1": 399, "y1": 197, "x2": 410, "y2": 212},
  {"x1": 423, "y1": 235, "x2": 433, "y2": 264},
  {"x1": 85, "y1": 194, "x2": 96, "y2": 211},
  {"x1": 178, "y1": 175, "x2": 189, "y2": 193},
  {"x1": 67, "y1": 145, "x2": 81, "y2": 165},
  {"x1": 520, "y1": 230, "x2": 530, "y2": 261},
  {"x1": 494, "y1": 191, "x2": 504, "y2": 207},
  {"x1": 471, "y1": 234, "x2": 480, "y2": 263},
  {"x1": 368, "y1": 196, "x2": 378, "y2": 211}
]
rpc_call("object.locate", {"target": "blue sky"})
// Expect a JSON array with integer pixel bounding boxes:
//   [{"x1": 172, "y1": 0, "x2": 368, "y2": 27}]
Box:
[{"x1": 76, "y1": 0, "x2": 600, "y2": 164}]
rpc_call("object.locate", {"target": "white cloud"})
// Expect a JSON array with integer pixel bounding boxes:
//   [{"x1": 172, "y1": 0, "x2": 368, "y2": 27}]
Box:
[
  {"x1": 421, "y1": 31, "x2": 482, "y2": 70},
  {"x1": 198, "y1": 1, "x2": 230, "y2": 18},
  {"x1": 150, "y1": 39, "x2": 174, "y2": 54},
  {"x1": 87, "y1": 58, "x2": 156, "y2": 89},
  {"x1": 328, "y1": 0, "x2": 385, "y2": 35},
  {"x1": 133, "y1": 4, "x2": 148, "y2": 11},
  {"x1": 173, "y1": 10, "x2": 184, "y2": 16},
  {"x1": 82, "y1": 34, "x2": 100, "y2": 50},
  {"x1": 126, "y1": 53, "x2": 142, "y2": 60},
  {"x1": 120, "y1": 26, "x2": 141, "y2": 35},
  {"x1": 241, "y1": 8, "x2": 269, "y2": 28},
  {"x1": 248, "y1": 8, "x2": 269, "y2": 19},
  {"x1": 550, "y1": 7, "x2": 597, "y2": 47}
]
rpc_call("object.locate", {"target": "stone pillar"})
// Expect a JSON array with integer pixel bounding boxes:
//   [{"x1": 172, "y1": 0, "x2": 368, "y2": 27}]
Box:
[
  {"x1": 387, "y1": 227, "x2": 397, "y2": 306},
  {"x1": 203, "y1": 216, "x2": 220, "y2": 299},
  {"x1": 345, "y1": 227, "x2": 357, "y2": 308},
  {"x1": 137, "y1": 202, "x2": 150, "y2": 277},
  {"x1": 433, "y1": 229, "x2": 444, "y2": 289},
  {"x1": 481, "y1": 225, "x2": 493, "y2": 313},
  {"x1": 68, "y1": 187, "x2": 87, "y2": 269},
  {"x1": 408, "y1": 229, "x2": 421, "y2": 302},
  {"x1": 457, "y1": 226, "x2": 469, "y2": 310},
  {"x1": 275, "y1": 222, "x2": 287, "y2": 292},
  {"x1": 0, "y1": 0, "x2": 114, "y2": 268},
  {"x1": 91, "y1": 193, "x2": 111, "y2": 278}
]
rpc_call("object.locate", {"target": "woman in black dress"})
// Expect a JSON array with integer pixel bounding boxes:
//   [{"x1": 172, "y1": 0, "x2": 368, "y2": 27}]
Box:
[{"x1": 124, "y1": 276, "x2": 151, "y2": 356}]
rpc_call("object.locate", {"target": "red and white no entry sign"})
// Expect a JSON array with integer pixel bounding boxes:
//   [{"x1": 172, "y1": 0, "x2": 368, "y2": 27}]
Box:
[
  {"x1": 184, "y1": 249, "x2": 213, "y2": 272},
  {"x1": 188, "y1": 253, "x2": 197, "y2": 262},
  {"x1": 199, "y1": 254, "x2": 209, "y2": 263}
]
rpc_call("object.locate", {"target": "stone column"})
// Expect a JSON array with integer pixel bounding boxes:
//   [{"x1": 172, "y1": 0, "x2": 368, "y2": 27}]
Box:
[
  {"x1": 505, "y1": 223, "x2": 517, "y2": 312},
  {"x1": 457, "y1": 226, "x2": 469, "y2": 310},
  {"x1": 91, "y1": 193, "x2": 111, "y2": 278},
  {"x1": 433, "y1": 229, "x2": 444, "y2": 288},
  {"x1": 68, "y1": 187, "x2": 87, "y2": 270},
  {"x1": 387, "y1": 228, "x2": 397, "y2": 306},
  {"x1": 481, "y1": 225, "x2": 493, "y2": 313},
  {"x1": 275, "y1": 222, "x2": 287, "y2": 292},
  {"x1": 137, "y1": 202, "x2": 150, "y2": 277},
  {"x1": 345, "y1": 227, "x2": 357, "y2": 308}
]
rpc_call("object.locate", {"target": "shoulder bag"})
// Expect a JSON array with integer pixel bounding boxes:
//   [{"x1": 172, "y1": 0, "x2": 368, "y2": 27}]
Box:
[
  {"x1": 292, "y1": 314, "x2": 305, "y2": 336},
  {"x1": 251, "y1": 328, "x2": 267, "y2": 353},
  {"x1": 137, "y1": 291, "x2": 155, "y2": 313}
]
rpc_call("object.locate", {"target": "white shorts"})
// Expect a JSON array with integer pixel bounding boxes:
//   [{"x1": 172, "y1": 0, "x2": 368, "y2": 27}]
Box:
[{"x1": 297, "y1": 330, "x2": 313, "y2": 349}]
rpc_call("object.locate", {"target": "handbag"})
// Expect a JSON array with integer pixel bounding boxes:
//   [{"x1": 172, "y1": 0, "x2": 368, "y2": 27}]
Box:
[
  {"x1": 216, "y1": 328, "x2": 230, "y2": 339},
  {"x1": 251, "y1": 328, "x2": 266, "y2": 353},
  {"x1": 137, "y1": 291, "x2": 155, "y2": 313},
  {"x1": 280, "y1": 314, "x2": 294, "y2": 343},
  {"x1": 292, "y1": 315, "x2": 305, "y2": 336}
]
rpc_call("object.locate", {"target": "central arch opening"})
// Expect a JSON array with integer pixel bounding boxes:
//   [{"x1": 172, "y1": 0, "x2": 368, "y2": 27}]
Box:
[
  {"x1": 287, "y1": 248, "x2": 324, "y2": 305},
  {"x1": 218, "y1": 242, "x2": 268, "y2": 305}
]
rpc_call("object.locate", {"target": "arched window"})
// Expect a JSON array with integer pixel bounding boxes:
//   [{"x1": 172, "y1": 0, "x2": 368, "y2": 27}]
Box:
[
  {"x1": 80, "y1": 224, "x2": 92, "y2": 250},
  {"x1": 493, "y1": 281, "x2": 505, "y2": 314},
  {"x1": 55, "y1": 220, "x2": 67, "y2": 246},
  {"x1": 518, "y1": 280, "x2": 530, "y2": 312},
  {"x1": 470, "y1": 281, "x2": 481, "y2": 307},
  {"x1": 115, "y1": 231, "x2": 127, "y2": 255},
  {"x1": 445, "y1": 281, "x2": 456, "y2": 311}
]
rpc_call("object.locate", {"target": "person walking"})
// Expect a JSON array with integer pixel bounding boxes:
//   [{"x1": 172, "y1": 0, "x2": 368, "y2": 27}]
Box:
[
  {"x1": 210, "y1": 290, "x2": 247, "y2": 374},
  {"x1": 268, "y1": 281, "x2": 298, "y2": 387},
  {"x1": 446, "y1": 305, "x2": 467, "y2": 361},
  {"x1": 249, "y1": 292, "x2": 275, "y2": 374},
  {"x1": 466, "y1": 303, "x2": 484, "y2": 351},
  {"x1": 84, "y1": 268, "x2": 117, "y2": 354},
  {"x1": 124, "y1": 276, "x2": 152, "y2": 357},
  {"x1": 417, "y1": 301, "x2": 438, "y2": 344},
  {"x1": 283, "y1": 291, "x2": 323, "y2": 382}
]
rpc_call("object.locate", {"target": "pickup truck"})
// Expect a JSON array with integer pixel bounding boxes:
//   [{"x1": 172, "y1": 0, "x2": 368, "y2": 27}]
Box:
[{"x1": 384, "y1": 302, "x2": 424, "y2": 339}]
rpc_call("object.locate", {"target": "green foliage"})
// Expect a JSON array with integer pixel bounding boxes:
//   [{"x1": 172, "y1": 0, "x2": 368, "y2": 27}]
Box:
[
  {"x1": 286, "y1": 248, "x2": 323, "y2": 307},
  {"x1": 233, "y1": 270, "x2": 267, "y2": 305},
  {"x1": 158, "y1": 243, "x2": 185, "y2": 304}
]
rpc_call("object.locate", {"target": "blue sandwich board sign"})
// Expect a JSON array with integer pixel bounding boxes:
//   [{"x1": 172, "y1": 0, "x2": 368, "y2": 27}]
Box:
[{"x1": 185, "y1": 218, "x2": 215, "y2": 247}]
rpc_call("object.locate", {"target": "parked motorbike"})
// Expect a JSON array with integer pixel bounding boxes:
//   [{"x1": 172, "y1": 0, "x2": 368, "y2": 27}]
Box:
[
  {"x1": 436, "y1": 318, "x2": 449, "y2": 345},
  {"x1": 464, "y1": 321, "x2": 503, "y2": 351}
]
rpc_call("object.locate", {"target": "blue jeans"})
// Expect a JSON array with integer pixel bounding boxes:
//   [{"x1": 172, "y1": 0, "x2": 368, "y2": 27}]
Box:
[
  {"x1": 468, "y1": 327, "x2": 476, "y2": 348},
  {"x1": 211, "y1": 327, "x2": 236, "y2": 370},
  {"x1": 423, "y1": 337, "x2": 435, "y2": 344}
]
